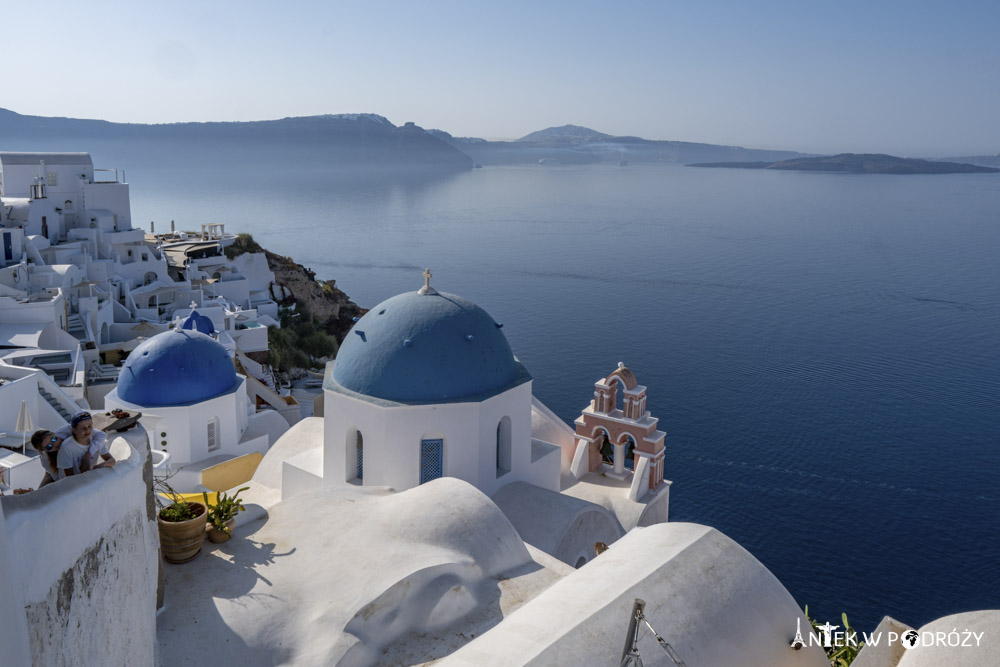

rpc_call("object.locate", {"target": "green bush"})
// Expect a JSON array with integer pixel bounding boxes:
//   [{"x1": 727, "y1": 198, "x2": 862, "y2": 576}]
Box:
[
  {"x1": 267, "y1": 321, "x2": 338, "y2": 371},
  {"x1": 224, "y1": 233, "x2": 264, "y2": 259}
]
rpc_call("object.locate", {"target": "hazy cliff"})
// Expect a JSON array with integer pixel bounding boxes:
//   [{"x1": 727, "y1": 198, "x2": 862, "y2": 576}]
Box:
[{"x1": 0, "y1": 108, "x2": 472, "y2": 171}]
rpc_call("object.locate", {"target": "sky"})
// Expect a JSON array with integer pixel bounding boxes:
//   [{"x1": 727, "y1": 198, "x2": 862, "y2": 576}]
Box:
[{"x1": 6, "y1": 0, "x2": 1000, "y2": 156}]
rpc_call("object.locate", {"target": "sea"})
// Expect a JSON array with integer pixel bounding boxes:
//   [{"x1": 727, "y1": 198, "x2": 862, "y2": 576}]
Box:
[{"x1": 125, "y1": 157, "x2": 999, "y2": 633}]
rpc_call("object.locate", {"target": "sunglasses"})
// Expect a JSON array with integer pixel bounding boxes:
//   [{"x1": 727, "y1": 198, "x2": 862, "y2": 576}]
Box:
[{"x1": 45, "y1": 436, "x2": 62, "y2": 451}]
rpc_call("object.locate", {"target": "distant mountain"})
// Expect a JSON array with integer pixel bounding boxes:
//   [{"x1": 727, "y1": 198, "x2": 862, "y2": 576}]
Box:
[
  {"x1": 516, "y1": 125, "x2": 612, "y2": 143},
  {"x1": 430, "y1": 124, "x2": 809, "y2": 166},
  {"x1": 688, "y1": 153, "x2": 1000, "y2": 174},
  {"x1": 934, "y1": 154, "x2": 1000, "y2": 168},
  {"x1": 0, "y1": 108, "x2": 473, "y2": 171}
]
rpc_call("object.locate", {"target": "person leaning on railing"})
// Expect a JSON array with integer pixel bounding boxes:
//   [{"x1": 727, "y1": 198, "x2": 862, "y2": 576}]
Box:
[
  {"x1": 29, "y1": 429, "x2": 65, "y2": 487},
  {"x1": 56, "y1": 412, "x2": 115, "y2": 477}
]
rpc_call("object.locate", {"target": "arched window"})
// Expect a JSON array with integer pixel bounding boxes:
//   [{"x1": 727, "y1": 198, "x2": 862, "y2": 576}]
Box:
[
  {"x1": 599, "y1": 430, "x2": 614, "y2": 464},
  {"x1": 614, "y1": 379, "x2": 624, "y2": 414},
  {"x1": 356, "y1": 430, "x2": 364, "y2": 480},
  {"x1": 624, "y1": 434, "x2": 637, "y2": 470},
  {"x1": 496, "y1": 417, "x2": 511, "y2": 477}
]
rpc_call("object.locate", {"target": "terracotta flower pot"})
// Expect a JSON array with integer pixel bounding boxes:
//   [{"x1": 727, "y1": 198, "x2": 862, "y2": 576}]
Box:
[
  {"x1": 157, "y1": 502, "x2": 207, "y2": 564},
  {"x1": 206, "y1": 518, "x2": 236, "y2": 543}
]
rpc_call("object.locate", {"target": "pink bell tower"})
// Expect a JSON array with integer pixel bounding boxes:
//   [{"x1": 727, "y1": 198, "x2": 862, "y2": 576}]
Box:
[{"x1": 573, "y1": 363, "x2": 666, "y2": 490}]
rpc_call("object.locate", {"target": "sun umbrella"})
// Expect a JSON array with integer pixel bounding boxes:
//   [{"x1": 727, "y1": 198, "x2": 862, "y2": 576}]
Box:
[
  {"x1": 130, "y1": 320, "x2": 158, "y2": 333},
  {"x1": 15, "y1": 399, "x2": 33, "y2": 455}
]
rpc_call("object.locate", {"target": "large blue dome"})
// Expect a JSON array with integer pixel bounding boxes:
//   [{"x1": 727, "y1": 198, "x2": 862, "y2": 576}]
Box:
[
  {"x1": 331, "y1": 290, "x2": 522, "y2": 402},
  {"x1": 117, "y1": 329, "x2": 238, "y2": 407}
]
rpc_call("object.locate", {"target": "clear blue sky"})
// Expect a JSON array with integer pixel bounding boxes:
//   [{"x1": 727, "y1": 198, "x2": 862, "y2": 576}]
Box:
[{"x1": 8, "y1": 0, "x2": 1000, "y2": 155}]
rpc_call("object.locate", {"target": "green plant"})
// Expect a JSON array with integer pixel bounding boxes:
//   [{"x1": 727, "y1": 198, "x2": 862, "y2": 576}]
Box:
[
  {"x1": 204, "y1": 486, "x2": 249, "y2": 535},
  {"x1": 805, "y1": 605, "x2": 864, "y2": 666},
  {"x1": 159, "y1": 500, "x2": 198, "y2": 522},
  {"x1": 153, "y1": 472, "x2": 196, "y2": 520},
  {"x1": 223, "y1": 233, "x2": 264, "y2": 260}
]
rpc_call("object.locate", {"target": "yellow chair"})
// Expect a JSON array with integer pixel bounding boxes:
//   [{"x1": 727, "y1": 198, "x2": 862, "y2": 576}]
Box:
[
  {"x1": 158, "y1": 491, "x2": 219, "y2": 507},
  {"x1": 200, "y1": 452, "x2": 264, "y2": 492}
]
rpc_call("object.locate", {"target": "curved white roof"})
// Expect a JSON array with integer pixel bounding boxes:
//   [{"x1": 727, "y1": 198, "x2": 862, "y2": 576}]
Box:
[{"x1": 898, "y1": 610, "x2": 1000, "y2": 667}]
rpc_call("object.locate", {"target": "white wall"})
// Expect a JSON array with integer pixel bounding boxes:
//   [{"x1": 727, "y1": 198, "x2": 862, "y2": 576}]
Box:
[
  {"x1": 0, "y1": 157, "x2": 93, "y2": 198},
  {"x1": 323, "y1": 381, "x2": 558, "y2": 496},
  {"x1": 230, "y1": 252, "x2": 276, "y2": 291},
  {"x1": 82, "y1": 182, "x2": 132, "y2": 228},
  {"x1": 105, "y1": 379, "x2": 252, "y2": 467},
  {"x1": 0, "y1": 429, "x2": 158, "y2": 666},
  {"x1": 0, "y1": 502, "x2": 31, "y2": 666},
  {"x1": 0, "y1": 292, "x2": 66, "y2": 328}
]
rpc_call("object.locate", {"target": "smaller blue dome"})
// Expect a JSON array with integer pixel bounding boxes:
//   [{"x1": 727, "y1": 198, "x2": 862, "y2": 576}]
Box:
[
  {"x1": 181, "y1": 310, "x2": 215, "y2": 335},
  {"x1": 118, "y1": 329, "x2": 237, "y2": 407}
]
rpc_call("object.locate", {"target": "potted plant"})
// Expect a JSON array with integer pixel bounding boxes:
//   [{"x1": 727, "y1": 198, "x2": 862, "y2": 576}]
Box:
[
  {"x1": 157, "y1": 498, "x2": 207, "y2": 563},
  {"x1": 204, "y1": 486, "x2": 249, "y2": 543}
]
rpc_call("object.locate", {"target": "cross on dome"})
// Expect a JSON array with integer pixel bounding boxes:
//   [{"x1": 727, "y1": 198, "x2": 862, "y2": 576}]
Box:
[{"x1": 418, "y1": 268, "x2": 438, "y2": 296}]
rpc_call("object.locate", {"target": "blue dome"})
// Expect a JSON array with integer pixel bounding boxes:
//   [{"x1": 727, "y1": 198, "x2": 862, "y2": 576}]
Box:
[
  {"x1": 331, "y1": 291, "x2": 521, "y2": 402},
  {"x1": 118, "y1": 329, "x2": 237, "y2": 407}
]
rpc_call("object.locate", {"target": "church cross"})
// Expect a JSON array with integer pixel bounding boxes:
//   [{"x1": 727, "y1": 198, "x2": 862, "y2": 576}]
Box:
[{"x1": 418, "y1": 268, "x2": 438, "y2": 295}]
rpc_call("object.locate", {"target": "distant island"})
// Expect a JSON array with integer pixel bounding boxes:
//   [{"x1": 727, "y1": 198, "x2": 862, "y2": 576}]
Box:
[
  {"x1": 687, "y1": 153, "x2": 1000, "y2": 174},
  {"x1": 2, "y1": 108, "x2": 996, "y2": 174},
  {"x1": 430, "y1": 124, "x2": 810, "y2": 166}
]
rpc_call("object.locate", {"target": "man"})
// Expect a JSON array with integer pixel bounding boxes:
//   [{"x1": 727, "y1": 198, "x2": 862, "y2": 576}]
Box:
[{"x1": 56, "y1": 412, "x2": 116, "y2": 477}]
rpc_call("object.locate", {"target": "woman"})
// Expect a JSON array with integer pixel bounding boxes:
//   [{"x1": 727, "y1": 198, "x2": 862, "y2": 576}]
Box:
[
  {"x1": 56, "y1": 412, "x2": 115, "y2": 477},
  {"x1": 29, "y1": 429, "x2": 64, "y2": 487}
]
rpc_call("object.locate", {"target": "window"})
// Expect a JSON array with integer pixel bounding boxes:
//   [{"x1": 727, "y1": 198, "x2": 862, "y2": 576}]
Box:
[
  {"x1": 496, "y1": 417, "x2": 511, "y2": 477},
  {"x1": 207, "y1": 418, "x2": 220, "y2": 452},
  {"x1": 356, "y1": 430, "x2": 364, "y2": 480},
  {"x1": 47, "y1": 172, "x2": 57, "y2": 186},
  {"x1": 420, "y1": 439, "x2": 443, "y2": 484}
]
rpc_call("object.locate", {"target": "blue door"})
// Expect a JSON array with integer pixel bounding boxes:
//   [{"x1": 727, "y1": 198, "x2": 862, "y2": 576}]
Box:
[
  {"x1": 2, "y1": 232, "x2": 11, "y2": 262},
  {"x1": 420, "y1": 439, "x2": 443, "y2": 484}
]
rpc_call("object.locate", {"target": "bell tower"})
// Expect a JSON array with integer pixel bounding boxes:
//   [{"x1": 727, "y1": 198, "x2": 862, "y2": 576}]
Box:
[{"x1": 573, "y1": 363, "x2": 666, "y2": 491}]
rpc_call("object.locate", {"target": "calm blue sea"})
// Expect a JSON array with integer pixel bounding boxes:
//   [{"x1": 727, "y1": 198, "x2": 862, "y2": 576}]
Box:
[{"x1": 126, "y1": 159, "x2": 1000, "y2": 632}]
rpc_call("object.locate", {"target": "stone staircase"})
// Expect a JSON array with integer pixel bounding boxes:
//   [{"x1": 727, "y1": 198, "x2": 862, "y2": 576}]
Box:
[
  {"x1": 39, "y1": 386, "x2": 73, "y2": 421},
  {"x1": 67, "y1": 314, "x2": 87, "y2": 340}
]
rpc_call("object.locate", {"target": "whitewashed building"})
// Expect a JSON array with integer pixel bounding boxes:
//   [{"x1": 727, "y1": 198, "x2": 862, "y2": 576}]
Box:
[
  {"x1": 322, "y1": 276, "x2": 562, "y2": 496},
  {"x1": 103, "y1": 314, "x2": 280, "y2": 468}
]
